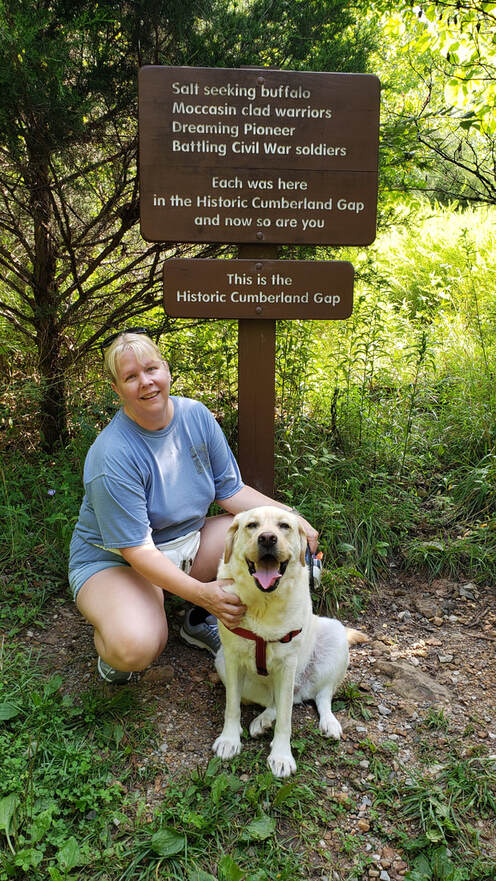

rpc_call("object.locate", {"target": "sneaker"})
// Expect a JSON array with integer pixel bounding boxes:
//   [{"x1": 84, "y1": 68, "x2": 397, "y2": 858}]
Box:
[
  {"x1": 97, "y1": 656, "x2": 133, "y2": 684},
  {"x1": 180, "y1": 609, "x2": 221, "y2": 656},
  {"x1": 306, "y1": 547, "x2": 323, "y2": 590}
]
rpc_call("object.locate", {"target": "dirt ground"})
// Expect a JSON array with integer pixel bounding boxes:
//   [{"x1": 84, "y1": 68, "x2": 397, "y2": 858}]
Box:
[{"x1": 26, "y1": 572, "x2": 496, "y2": 879}]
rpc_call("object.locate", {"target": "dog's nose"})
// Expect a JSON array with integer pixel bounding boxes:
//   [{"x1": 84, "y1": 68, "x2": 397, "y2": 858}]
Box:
[{"x1": 258, "y1": 531, "x2": 277, "y2": 550}]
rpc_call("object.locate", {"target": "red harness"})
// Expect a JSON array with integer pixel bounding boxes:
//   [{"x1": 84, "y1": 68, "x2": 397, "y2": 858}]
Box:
[{"x1": 230, "y1": 626, "x2": 302, "y2": 676}]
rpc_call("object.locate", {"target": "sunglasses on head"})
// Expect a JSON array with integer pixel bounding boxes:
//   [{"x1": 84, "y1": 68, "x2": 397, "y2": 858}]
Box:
[{"x1": 99, "y1": 327, "x2": 151, "y2": 356}]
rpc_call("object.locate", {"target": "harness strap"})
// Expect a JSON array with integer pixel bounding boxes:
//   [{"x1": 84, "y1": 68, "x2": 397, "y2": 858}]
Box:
[{"x1": 230, "y1": 626, "x2": 302, "y2": 676}]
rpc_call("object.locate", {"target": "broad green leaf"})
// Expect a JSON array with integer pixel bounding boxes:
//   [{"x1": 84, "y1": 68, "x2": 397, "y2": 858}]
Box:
[
  {"x1": 30, "y1": 808, "x2": 53, "y2": 844},
  {"x1": 0, "y1": 702, "x2": 20, "y2": 721},
  {"x1": 188, "y1": 871, "x2": 217, "y2": 881},
  {"x1": 218, "y1": 853, "x2": 244, "y2": 881},
  {"x1": 151, "y1": 827, "x2": 186, "y2": 856},
  {"x1": 211, "y1": 773, "x2": 230, "y2": 805},
  {"x1": 431, "y1": 846, "x2": 456, "y2": 880},
  {"x1": 14, "y1": 846, "x2": 44, "y2": 870},
  {"x1": 409, "y1": 853, "x2": 432, "y2": 880},
  {"x1": 57, "y1": 836, "x2": 81, "y2": 870},
  {"x1": 273, "y1": 781, "x2": 299, "y2": 806},
  {"x1": 44, "y1": 674, "x2": 63, "y2": 696},
  {"x1": 0, "y1": 793, "x2": 18, "y2": 833},
  {"x1": 239, "y1": 814, "x2": 276, "y2": 842}
]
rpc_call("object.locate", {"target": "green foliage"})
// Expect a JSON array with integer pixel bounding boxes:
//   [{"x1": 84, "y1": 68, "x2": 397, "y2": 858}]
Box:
[
  {"x1": 0, "y1": 646, "x2": 152, "y2": 880},
  {"x1": 0, "y1": 449, "x2": 82, "y2": 633},
  {"x1": 372, "y1": 748, "x2": 496, "y2": 881}
]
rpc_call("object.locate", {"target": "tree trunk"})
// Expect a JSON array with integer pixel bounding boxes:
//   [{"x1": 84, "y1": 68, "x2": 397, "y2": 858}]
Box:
[{"x1": 29, "y1": 149, "x2": 68, "y2": 451}]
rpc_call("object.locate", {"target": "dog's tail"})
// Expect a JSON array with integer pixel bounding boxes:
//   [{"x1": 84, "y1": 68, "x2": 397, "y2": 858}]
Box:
[{"x1": 346, "y1": 627, "x2": 369, "y2": 645}]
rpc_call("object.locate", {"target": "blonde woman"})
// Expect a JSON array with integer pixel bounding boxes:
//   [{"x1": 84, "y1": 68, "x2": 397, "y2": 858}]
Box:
[{"x1": 68, "y1": 330, "x2": 318, "y2": 683}]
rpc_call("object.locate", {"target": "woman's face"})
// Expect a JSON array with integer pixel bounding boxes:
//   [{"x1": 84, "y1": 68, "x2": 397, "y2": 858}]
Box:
[{"x1": 111, "y1": 348, "x2": 172, "y2": 430}]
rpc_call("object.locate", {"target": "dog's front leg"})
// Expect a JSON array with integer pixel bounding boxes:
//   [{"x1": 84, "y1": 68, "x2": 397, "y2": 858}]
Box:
[
  {"x1": 267, "y1": 659, "x2": 297, "y2": 778},
  {"x1": 212, "y1": 659, "x2": 243, "y2": 760}
]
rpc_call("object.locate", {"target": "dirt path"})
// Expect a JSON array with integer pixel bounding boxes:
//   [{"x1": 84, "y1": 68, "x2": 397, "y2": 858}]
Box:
[{"x1": 27, "y1": 573, "x2": 496, "y2": 878}]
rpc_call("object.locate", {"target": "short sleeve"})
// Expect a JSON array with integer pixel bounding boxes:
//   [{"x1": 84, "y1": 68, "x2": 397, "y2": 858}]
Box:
[
  {"x1": 205, "y1": 411, "x2": 244, "y2": 500},
  {"x1": 85, "y1": 474, "x2": 153, "y2": 549}
]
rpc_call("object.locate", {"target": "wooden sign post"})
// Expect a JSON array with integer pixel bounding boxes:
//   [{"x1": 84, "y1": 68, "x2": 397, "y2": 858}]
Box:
[{"x1": 139, "y1": 65, "x2": 380, "y2": 494}]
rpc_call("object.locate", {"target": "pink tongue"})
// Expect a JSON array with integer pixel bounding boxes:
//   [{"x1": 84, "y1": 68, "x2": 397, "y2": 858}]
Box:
[{"x1": 254, "y1": 562, "x2": 280, "y2": 590}]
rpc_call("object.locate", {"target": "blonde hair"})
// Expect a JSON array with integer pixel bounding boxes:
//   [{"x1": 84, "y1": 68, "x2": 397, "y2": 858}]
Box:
[{"x1": 104, "y1": 332, "x2": 165, "y2": 383}]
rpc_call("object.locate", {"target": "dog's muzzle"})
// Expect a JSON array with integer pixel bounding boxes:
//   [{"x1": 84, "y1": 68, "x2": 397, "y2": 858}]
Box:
[{"x1": 246, "y1": 555, "x2": 289, "y2": 592}]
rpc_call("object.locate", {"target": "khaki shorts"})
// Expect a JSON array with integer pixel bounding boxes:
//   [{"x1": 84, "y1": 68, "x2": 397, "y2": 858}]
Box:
[{"x1": 68, "y1": 530, "x2": 201, "y2": 600}]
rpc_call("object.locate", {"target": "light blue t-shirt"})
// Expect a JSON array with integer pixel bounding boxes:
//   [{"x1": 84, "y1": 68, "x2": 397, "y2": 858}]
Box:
[{"x1": 69, "y1": 397, "x2": 243, "y2": 571}]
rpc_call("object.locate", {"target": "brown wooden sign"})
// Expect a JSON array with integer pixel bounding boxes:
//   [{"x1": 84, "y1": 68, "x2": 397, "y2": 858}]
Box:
[
  {"x1": 139, "y1": 66, "x2": 380, "y2": 245},
  {"x1": 163, "y1": 258, "x2": 353, "y2": 319}
]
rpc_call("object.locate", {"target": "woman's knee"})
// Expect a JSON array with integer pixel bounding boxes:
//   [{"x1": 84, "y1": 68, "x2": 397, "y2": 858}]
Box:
[
  {"x1": 76, "y1": 567, "x2": 168, "y2": 670},
  {"x1": 96, "y1": 617, "x2": 168, "y2": 671}
]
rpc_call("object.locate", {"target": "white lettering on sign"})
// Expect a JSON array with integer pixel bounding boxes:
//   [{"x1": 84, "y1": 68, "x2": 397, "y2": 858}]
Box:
[
  {"x1": 241, "y1": 104, "x2": 272, "y2": 117},
  {"x1": 243, "y1": 123, "x2": 296, "y2": 137},
  {"x1": 171, "y1": 81, "x2": 200, "y2": 95},
  {"x1": 295, "y1": 144, "x2": 346, "y2": 156},
  {"x1": 197, "y1": 195, "x2": 249, "y2": 208},
  {"x1": 231, "y1": 290, "x2": 309, "y2": 304},
  {"x1": 251, "y1": 196, "x2": 332, "y2": 210},
  {"x1": 172, "y1": 139, "x2": 227, "y2": 156},
  {"x1": 212, "y1": 176, "x2": 243, "y2": 189},
  {"x1": 232, "y1": 141, "x2": 260, "y2": 154},
  {"x1": 247, "y1": 179, "x2": 274, "y2": 190},
  {"x1": 173, "y1": 289, "x2": 344, "y2": 308},
  {"x1": 259, "y1": 84, "x2": 311, "y2": 99},
  {"x1": 172, "y1": 101, "x2": 237, "y2": 116},
  {"x1": 274, "y1": 106, "x2": 331, "y2": 118},
  {"x1": 203, "y1": 83, "x2": 256, "y2": 100},
  {"x1": 172, "y1": 120, "x2": 240, "y2": 137},
  {"x1": 337, "y1": 199, "x2": 365, "y2": 212},
  {"x1": 177, "y1": 290, "x2": 227, "y2": 302},
  {"x1": 313, "y1": 293, "x2": 342, "y2": 305}
]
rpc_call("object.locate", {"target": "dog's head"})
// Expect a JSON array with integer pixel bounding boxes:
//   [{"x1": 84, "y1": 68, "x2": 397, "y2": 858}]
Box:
[{"x1": 223, "y1": 506, "x2": 307, "y2": 594}]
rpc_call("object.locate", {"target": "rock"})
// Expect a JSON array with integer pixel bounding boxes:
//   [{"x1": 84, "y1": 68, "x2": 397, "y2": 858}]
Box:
[
  {"x1": 398, "y1": 610, "x2": 412, "y2": 621},
  {"x1": 142, "y1": 665, "x2": 175, "y2": 683},
  {"x1": 458, "y1": 582, "x2": 478, "y2": 599},
  {"x1": 357, "y1": 818, "x2": 370, "y2": 831},
  {"x1": 431, "y1": 579, "x2": 453, "y2": 596},
  {"x1": 432, "y1": 616, "x2": 444, "y2": 626},
  {"x1": 375, "y1": 659, "x2": 450, "y2": 705},
  {"x1": 378, "y1": 704, "x2": 392, "y2": 716},
  {"x1": 413, "y1": 597, "x2": 442, "y2": 619}
]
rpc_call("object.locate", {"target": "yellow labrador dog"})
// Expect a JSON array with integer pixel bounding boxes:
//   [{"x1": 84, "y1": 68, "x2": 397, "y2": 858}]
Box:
[{"x1": 213, "y1": 506, "x2": 366, "y2": 777}]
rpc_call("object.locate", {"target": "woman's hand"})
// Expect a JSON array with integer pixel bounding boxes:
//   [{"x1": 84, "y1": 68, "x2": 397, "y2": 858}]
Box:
[
  {"x1": 297, "y1": 515, "x2": 319, "y2": 554},
  {"x1": 198, "y1": 580, "x2": 246, "y2": 629}
]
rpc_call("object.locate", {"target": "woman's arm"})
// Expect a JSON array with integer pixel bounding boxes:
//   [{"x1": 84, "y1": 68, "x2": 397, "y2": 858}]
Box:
[
  {"x1": 119, "y1": 544, "x2": 245, "y2": 628},
  {"x1": 219, "y1": 485, "x2": 319, "y2": 553}
]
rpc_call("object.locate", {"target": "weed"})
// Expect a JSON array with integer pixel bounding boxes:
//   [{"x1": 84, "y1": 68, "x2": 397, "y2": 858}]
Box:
[
  {"x1": 422, "y1": 709, "x2": 451, "y2": 732},
  {"x1": 333, "y1": 681, "x2": 374, "y2": 721}
]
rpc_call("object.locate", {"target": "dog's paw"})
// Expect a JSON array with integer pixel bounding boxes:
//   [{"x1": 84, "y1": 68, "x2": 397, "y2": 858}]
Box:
[
  {"x1": 212, "y1": 734, "x2": 242, "y2": 760},
  {"x1": 319, "y1": 712, "x2": 342, "y2": 740},
  {"x1": 267, "y1": 750, "x2": 297, "y2": 778},
  {"x1": 249, "y1": 708, "x2": 276, "y2": 738}
]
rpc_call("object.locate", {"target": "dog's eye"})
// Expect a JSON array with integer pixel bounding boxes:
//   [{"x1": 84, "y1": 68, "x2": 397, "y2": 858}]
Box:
[
  {"x1": 279, "y1": 521, "x2": 291, "y2": 530},
  {"x1": 246, "y1": 521, "x2": 258, "y2": 529}
]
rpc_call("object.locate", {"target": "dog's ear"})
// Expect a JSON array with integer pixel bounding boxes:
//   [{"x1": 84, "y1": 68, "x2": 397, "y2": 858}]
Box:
[
  {"x1": 298, "y1": 524, "x2": 307, "y2": 567},
  {"x1": 224, "y1": 520, "x2": 239, "y2": 563}
]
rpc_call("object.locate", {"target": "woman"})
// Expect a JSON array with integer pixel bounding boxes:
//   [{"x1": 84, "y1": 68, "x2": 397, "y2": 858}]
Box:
[{"x1": 69, "y1": 330, "x2": 318, "y2": 683}]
